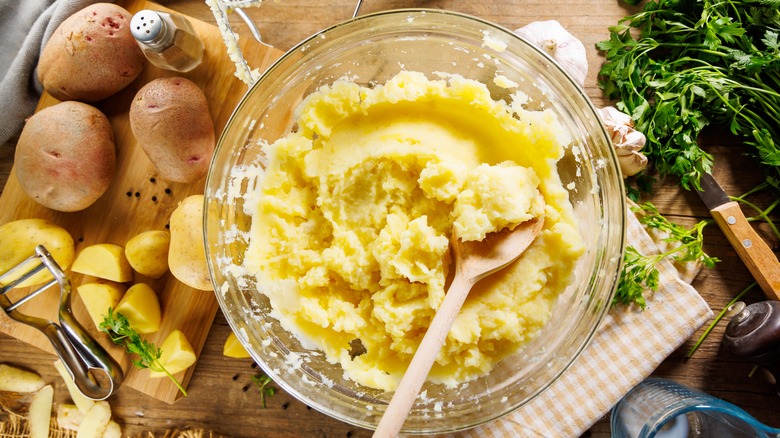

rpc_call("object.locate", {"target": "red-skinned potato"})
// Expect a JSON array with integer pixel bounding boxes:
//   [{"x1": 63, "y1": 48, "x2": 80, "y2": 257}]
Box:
[
  {"x1": 129, "y1": 77, "x2": 215, "y2": 183},
  {"x1": 37, "y1": 3, "x2": 145, "y2": 102},
  {"x1": 15, "y1": 101, "x2": 116, "y2": 212}
]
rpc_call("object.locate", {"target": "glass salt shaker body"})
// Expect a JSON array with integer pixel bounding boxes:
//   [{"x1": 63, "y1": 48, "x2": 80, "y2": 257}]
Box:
[{"x1": 130, "y1": 10, "x2": 204, "y2": 73}]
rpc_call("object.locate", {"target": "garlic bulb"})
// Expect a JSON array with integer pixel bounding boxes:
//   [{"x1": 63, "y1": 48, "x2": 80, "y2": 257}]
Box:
[
  {"x1": 514, "y1": 20, "x2": 588, "y2": 86},
  {"x1": 598, "y1": 106, "x2": 648, "y2": 177}
]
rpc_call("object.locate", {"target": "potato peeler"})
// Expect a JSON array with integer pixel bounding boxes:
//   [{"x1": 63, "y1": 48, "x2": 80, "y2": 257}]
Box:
[{"x1": 0, "y1": 245, "x2": 123, "y2": 400}]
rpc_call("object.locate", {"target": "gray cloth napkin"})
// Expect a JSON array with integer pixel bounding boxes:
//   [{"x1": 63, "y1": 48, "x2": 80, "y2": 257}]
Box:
[{"x1": 0, "y1": 0, "x2": 110, "y2": 145}]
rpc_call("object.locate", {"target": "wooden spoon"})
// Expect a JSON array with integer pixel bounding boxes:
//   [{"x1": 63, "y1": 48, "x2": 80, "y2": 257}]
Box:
[{"x1": 373, "y1": 217, "x2": 545, "y2": 437}]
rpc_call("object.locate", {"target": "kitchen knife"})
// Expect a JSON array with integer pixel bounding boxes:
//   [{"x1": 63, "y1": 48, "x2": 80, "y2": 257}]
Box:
[{"x1": 697, "y1": 172, "x2": 780, "y2": 300}]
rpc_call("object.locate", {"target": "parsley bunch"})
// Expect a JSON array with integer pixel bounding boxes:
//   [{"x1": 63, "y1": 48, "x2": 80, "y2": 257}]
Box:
[
  {"x1": 597, "y1": 0, "x2": 780, "y2": 191},
  {"x1": 99, "y1": 308, "x2": 187, "y2": 396}
]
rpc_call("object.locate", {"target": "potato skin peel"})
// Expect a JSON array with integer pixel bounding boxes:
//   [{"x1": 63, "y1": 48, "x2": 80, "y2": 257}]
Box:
[
  {"x1": 15, "y1": 101, "x2": 116, "y2": 212},
  {"x1": 37, "y1": 3, "x2": 145, "y2": 102}
]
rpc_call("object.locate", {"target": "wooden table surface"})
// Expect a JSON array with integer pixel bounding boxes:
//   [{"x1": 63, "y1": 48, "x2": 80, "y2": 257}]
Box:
[{"x1": 2, "y1": 1, "x2": 780, "y2": 437}]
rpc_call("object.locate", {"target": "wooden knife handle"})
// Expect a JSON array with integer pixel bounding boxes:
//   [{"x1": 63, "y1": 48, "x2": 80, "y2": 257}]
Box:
[{"x1": 711, "y1": 201, "x2": 780, "y2": 300}]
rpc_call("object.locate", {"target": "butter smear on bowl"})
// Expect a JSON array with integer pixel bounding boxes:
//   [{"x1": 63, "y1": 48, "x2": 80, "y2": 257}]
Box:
[{"x1": 243, "y1": 71, "x2": 584, "y2": 391}]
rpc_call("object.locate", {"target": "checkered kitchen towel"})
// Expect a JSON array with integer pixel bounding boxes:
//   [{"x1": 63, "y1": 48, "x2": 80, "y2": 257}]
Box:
[{"x1": 455, "y1": 205, "x2": 714, "y2": 438}]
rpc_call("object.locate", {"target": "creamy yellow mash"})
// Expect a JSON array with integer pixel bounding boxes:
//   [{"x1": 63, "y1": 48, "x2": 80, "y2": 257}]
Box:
[{"x1": 245, "y1": 71, "x2": 583, "y2": 391}]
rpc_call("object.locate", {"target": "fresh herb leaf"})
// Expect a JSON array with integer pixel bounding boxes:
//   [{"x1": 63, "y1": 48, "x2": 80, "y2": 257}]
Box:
[
  {"x1": 99, "y1": 308, "x2": 187, "y2": 396},
  {"x1": 613, "y1": 202, "x2": 718, "y2": 308},
  {"x1": 251, "y1": 374, "x2": 276, "y2": 408}
]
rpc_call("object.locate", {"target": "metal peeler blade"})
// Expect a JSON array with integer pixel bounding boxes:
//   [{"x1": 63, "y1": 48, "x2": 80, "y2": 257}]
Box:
[{"x1": 0, "y1": 245, "x2": 123, "y2": 400}]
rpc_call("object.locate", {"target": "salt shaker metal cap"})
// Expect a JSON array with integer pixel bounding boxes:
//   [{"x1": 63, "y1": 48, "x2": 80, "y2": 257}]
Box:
[{"x1": 131, "y1": 10, "x2": 167, "y2": 44}]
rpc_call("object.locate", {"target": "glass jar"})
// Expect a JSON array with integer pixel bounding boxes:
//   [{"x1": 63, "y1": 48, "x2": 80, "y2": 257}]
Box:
[{"x1": 130, "y1": 10, "x2": 204, "y2": 73}]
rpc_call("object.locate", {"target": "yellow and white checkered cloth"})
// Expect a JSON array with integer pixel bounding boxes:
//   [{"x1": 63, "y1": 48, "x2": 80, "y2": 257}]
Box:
[{"x1": 457, "y1": 206, "x2": 714, "y2": 438}]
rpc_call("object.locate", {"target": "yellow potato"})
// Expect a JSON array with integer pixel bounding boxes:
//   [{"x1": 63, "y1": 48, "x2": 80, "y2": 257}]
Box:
[
  {"x1": 149, "y1": 330, "x2": 196, "y2": 378},
  {"x1": 168, "y1": 195, "x2": 211, "y2": 290},
  {"x1": 223, "y1": 331, "x2": 250, "y2": 359},
  {"x1": 114, "y1": 283, "x2": 161, "y2": 334},
  {"x1": 71, "y1": 243, "x2": 133, "y2": 282},
  {"x1": 76, "y1": 281, "x2": 126, "y2": 329},
  {"x1": 0, "y1": 363, "x2": 45, "y2": 393},
  {"x1": 124, "y1": 230, "x2": 170, "y2": 279},
  {"x1": 0, "y1": 218, "x2": 75, "y2": 288}
]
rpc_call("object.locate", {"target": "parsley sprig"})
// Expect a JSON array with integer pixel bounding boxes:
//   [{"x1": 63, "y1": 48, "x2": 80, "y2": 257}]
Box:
[
  {"x1": 615, "y1": 202, "x2": 718, "y2": 308},
  {"x1": 597, "y1": 0, "x2": 780, "y2": 192},
  {"x1": 251, "y1": 373, "x2": 276, "y2": 408},
  {"x1": 99, "y1": 308, "x2": 187, "y2": 396}
]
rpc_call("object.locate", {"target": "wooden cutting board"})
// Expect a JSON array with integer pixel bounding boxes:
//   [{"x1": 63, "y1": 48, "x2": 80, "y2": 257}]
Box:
[{"x1": 0, "y1": 0, "x2": 281, "y2": 403}]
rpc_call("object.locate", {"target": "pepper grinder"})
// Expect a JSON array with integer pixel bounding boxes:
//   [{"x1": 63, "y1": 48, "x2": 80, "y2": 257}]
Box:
[
  {"x1": 130, "y1": 10, "x2": 204, "y2": 73},
  {"x1": 723, "y1": 300, "x2": 780, "y2": 392}
]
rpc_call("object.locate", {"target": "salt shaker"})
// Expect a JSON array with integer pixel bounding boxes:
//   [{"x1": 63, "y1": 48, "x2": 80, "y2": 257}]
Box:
[{"x1": 130, "y1": 10, "x2": 204, "y2": 73}]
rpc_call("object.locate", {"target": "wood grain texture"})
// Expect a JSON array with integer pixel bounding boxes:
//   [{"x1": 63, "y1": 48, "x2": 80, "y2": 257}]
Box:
[
  {"x1": 1, "y1": 0, "x2": 780, "y2": 437},
  {"x1": 0, "y1": 0, "x2": 281, "y2": 404}
]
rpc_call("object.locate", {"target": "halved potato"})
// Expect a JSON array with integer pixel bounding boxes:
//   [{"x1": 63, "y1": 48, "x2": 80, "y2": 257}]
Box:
[
  {"x1": 149, "y1": 330, "x2": 196, "y2": 378},
  {"x1": 71, "y1": 243, "x2": 133, "y2": 282},
  {"x1": 114, "y1": 283, "x2": 161, "y2": 334},
  {"x1": 76, "y1": 281, "x2": 126, "y2": 329}
]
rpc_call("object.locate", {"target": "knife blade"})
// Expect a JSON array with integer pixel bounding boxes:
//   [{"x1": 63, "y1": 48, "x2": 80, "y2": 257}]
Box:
[{"x1": 696, "y1": 172, "x2": 780, "y2": 300}]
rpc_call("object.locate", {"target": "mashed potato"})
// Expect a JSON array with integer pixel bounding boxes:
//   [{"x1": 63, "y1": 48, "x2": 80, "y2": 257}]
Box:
[{"x1": 245, "y1": 71, "x2": 583, "y2": 391}]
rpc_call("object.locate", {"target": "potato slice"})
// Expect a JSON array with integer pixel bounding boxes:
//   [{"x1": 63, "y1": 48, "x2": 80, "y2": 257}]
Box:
[
  {"x1": 53, "y1": 360, "x2": 94, "y2": 413},
  {"x1": 0, "y1": 218, "x2": 75, "y2": 287},
  {"x1": 57, "y1": 403, "x2": 84, "y2": 431},
  {"x1": 77, "y1": 281, "x2": 126, "y2": 329},
  {"x1": 149, "y1": 330, "x2": 196, "y2": 378},
  {"x1": 115, "y1": 283, "x2": 161, "y2": 334},
  {"x1": 76, "y1": 401, "x2": 112, "y2": 438},
  {"x1": 71, "y1": 243, "x2": 133, "y2": 282},
  {"x1": 223, "y1": 331, "x2": 251, "y2": 359},
  {"x1": 125, "y1": 230, "x2": 171, "y2": 279},
  {"x1": 0, "y1": 363, "x2": 45, "y2": 393},
  {"x1": 29, "y1": 384, "x2": 54, "y2": 438}
]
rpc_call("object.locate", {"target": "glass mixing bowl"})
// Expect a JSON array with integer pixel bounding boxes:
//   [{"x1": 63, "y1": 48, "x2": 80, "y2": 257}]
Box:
[{"x1": 205, "y1": 9, "x2": 625, "y2": 434}]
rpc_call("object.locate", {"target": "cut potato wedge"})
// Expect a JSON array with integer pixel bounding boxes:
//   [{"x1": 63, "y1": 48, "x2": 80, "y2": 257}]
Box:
[
  {"x1": 125, "y1": 230, "x2": 170, "y2": 279},
  {"x1": 0, "y1": 363, "x2": 45, "y2": 393},
  {"x1": 71, "y1": 243, "x2": 133, "y2": 282},
  {"x1": 54, "y1": 360, "x2": 95, "y2": 413},
  {"x1": 29, "y1": 384, "x2": 54, "y2": 438},
  {"x1": 114, "y1": 283, "x2": 161, "y2": 334},
  {"x1": 76, "y1": 400, "x2": 112, "y2": 438},
  {"x1": 223, "y1": 331, "x2": 251, "y2": 359},
  {"x1": 57, "y1": 403, "x2": 84, "y2": 431},
  {"x1": 149, "y1": 330, "x2": 196, "y2": 378},
  {"x1": 77, "y1": 281, "x2": 126, "y2": 329}
]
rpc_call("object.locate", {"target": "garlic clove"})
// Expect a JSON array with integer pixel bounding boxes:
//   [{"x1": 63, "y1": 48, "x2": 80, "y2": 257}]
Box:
[
  {"x1": 514, "y1": 20, "x2": 588, "y2": 86},
  {"x1": 618, "y1": 151, "x2": 649, "y2": 177}
]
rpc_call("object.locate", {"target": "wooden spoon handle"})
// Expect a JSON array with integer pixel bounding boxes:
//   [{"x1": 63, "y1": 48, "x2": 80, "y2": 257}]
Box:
[{"x1": 373, "y1": 273, "x2": 474, "y2": 438}]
